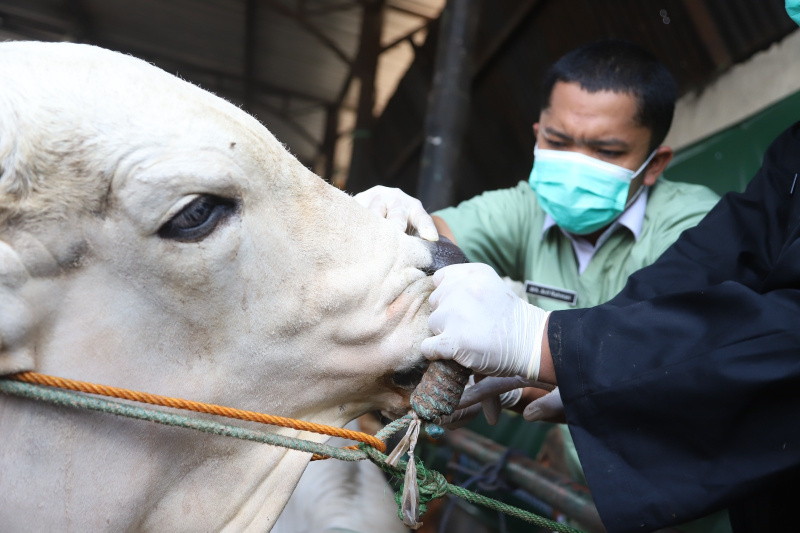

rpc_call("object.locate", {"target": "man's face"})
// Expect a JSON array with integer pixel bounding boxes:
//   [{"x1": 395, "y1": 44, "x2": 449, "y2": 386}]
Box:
[{"x1": 534, "y1": 81, "x2": 655, "y2": 202}]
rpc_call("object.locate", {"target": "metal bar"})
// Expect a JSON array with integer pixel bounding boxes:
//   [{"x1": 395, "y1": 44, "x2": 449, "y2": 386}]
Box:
[
  {"x1": 243, "y1": 0, "x2": 257, "y2": 112},
  {"x1": 472, "y1": 0, "x2": 542, "y2": 82},
  {"x1": 265, "y1": 0, "x2": 354, "y2": 66},
  {"x1": 257, "y1": 99, "x2": 321, "y2": 149},
  {"x1": 75, "y1": 39, "x2": 331, "y2": 105},
  {"x1": 305, "y1": 1, "x2": 361, "y2": 17},
  {"x1": 680, "y1": 0, "x2": 732, "y2": 71},
  {"x1": 346, "y1": 0, "x2": 386, "y2": 190},
  {"x1": 415, "y1": 0, "x2": 478, "y2": 211},
  {"x1": 322, "y1": 105, "x2": 340, "y2": 182},
  {"x1": 64, "y1": 0, "x2": 92, "y2": 42},
  {"x1": 334, "y1": 69, "x2": 355, "y2": 110},
  {"x1": 383, "y1": 0, "x2": 539, "y2": 187},
  {"x1": 386, "y1": 2, "x2": 436, "y2": 20},
  {"x1": 380, "y1": 22, "x2": 428, "y2": 53},
  {"x1": 384, "y1": 131, "x2": 423, "y2": 185},
  {"x1": 443, "y1": 428, "x2": 607, "y2": 533}
]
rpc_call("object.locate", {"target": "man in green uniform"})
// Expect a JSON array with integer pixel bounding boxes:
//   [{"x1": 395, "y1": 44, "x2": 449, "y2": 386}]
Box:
[
  {"x1": 357, "y1": 39, "x2": 726, "y2": 531},
  {"x1": 430, "y1": 40, "x2": 724, "y2": 531}
]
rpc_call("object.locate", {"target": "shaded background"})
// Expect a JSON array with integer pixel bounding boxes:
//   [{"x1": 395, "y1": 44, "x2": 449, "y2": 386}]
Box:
[{"x1": 2, "y1": 0, "x2": 798, "y2": 205}]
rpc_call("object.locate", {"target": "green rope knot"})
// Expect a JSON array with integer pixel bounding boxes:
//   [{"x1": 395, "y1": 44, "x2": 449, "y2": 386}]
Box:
[
  {"x1": 415, "y1": 459, "x2": 449, "y2": 501},
  {"x1": 390, "y1": 456, "x2": 450, "y2": 519}
]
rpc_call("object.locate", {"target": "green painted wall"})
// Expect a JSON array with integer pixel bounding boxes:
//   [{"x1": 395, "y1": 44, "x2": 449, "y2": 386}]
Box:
[{"x1": 665, "y1": 89, "x2": 800, "y2": 195}]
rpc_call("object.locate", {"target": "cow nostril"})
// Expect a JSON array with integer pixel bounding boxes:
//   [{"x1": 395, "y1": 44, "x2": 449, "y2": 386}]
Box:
[{"x1": 423, "y1": 236, "x2": 468, "y2": 275}]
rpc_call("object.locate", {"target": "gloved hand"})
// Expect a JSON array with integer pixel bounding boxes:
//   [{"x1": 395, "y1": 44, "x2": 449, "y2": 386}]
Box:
[
  {"x1": 441, "y1": 375, "x2": 553, "y2": 427},
  {"x1": 421, "y1": 263, "x2": 550, "y2": 378},
  {"x1": 439, "y1": 391, "x2": 523, "y2": 428},
  {"x1": 523, "y1": 387, "x2": 565, "y2": 423},
  {"x1": 353, "y1": 186, "x2": 439, "y2": 241}
]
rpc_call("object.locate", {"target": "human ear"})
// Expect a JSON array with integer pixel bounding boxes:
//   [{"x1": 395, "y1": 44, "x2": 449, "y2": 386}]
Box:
[
  {"x1": 642, "y1": 146, "x2": 674, "y2": 186},
  {"x1": 0, "y1": 241, "x2": 36, "y2": 374},
  {"x1": 532, "y1": 122, "x2": 540, "y2": 140}
]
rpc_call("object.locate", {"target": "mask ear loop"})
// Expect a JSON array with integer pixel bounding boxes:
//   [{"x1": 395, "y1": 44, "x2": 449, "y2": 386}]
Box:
[{"x1": 624, "y1": 148, "x2": 659, "y2": 210}]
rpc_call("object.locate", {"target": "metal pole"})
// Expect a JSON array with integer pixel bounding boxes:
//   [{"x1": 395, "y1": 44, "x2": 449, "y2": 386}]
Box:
[
  {"x1": 416, "y1": 0, "x2": 478, "y2": 211},
  {"x1": 443, "y1": 428, "x2": 607, "y2": 533},
  {"x1": 346, "y1": 0, "x2": 385, "y2": 191}
]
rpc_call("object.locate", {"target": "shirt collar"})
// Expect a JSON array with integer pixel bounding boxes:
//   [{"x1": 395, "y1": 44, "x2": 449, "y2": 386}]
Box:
[
  {"x1": 541, "y1": 187, "x2": 649, "y2": 274},
  {"x1": 541, "y1": 186, "x2": 649, "y2": 241}
]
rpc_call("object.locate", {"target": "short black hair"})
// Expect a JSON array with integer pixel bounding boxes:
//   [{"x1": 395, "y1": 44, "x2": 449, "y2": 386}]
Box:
[{"x1": 541, "y1": 39, "x2": 677, "y2": 152}]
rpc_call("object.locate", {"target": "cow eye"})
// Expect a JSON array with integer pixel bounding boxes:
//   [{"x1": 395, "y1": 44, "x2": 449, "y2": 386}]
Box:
[{"x1": 159, "y1": 195, "x2": 237, "y2": 242}]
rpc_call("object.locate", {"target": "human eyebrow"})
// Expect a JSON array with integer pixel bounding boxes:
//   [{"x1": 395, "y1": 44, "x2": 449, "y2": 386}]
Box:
[
  {"x1": 542, "y1": 127, "x2": 574, "y2": 142},
  {"x1": 584, "y1": 138, "x2": 631, "y2": 150}
]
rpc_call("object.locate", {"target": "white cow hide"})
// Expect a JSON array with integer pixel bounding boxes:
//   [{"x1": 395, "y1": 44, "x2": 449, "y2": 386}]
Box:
[
  {"x1": 273, "y1": 420, "x2": 408, "y2": 533},
  {"x1": 0, "y1": 42, "x2": 438, "y2": 532}
]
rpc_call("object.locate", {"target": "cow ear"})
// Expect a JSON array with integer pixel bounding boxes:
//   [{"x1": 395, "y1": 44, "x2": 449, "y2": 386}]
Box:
[{"x1": 0, "y1": 241, "x2": 35, "y2": 374}]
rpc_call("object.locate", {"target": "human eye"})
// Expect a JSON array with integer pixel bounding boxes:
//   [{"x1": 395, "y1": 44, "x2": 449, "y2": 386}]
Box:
[
  {"x1": 542, "y1": 137, "x2": 566, "y2": 149},
  {"x1": 597, "y1": 149, "x2": 624, "y2": 158}
]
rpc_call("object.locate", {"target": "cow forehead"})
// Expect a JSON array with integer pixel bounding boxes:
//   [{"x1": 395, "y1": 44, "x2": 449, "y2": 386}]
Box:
[
  {"x1": 2, "y1": 42, "x2": 274, "y2": 148},
  {"x1": 0, "y1": 41, "x2": 288, "y2": 236}
]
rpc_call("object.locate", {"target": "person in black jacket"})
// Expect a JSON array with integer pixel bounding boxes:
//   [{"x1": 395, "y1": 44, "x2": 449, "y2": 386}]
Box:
[{"x1": 422, "y1": 120, "x2": 800, "y2": 533}]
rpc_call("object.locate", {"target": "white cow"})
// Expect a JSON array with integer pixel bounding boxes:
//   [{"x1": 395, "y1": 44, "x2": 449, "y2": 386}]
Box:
[{"x1": 0, "y1": 41, "x2": 443, "y2": 531}]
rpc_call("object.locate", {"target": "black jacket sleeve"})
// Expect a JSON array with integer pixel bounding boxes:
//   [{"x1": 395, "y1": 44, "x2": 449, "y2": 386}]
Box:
[{"x1": 549, "y1": 122, "x2": 800, "y2": 533}]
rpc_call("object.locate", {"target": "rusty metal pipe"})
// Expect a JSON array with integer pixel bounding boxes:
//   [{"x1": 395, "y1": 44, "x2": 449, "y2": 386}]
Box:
[{"x1": 442, "y1": 428, "x2": 606, "y2": 533}]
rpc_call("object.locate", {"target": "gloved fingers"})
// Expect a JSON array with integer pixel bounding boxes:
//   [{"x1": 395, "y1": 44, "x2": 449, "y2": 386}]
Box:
[
  {"x1": 352, "y1": 188, "x2": 386, "y2": 215},
  {"x1": 458, "y1": 376, "x2": 528, "y2": 409},
  {"x1": 419, "y1": 334, "x2": 456, "y2": 361},
  {"x1": 481, "y1": 396, "x2": 502, "y2": 426},
  {"x1": 383, "y1": 204, "x2": 411, "y2": 235},
  {"x1": 428, "y1": 263, "x2": 497, "y2": 310},
  {"x1": 406, "y1": 203, "x2": 438, "y2": 242},
  {"x1": 439, "y1": 403, "x2": 482, "y2": 429},
  {"x1": 353, "y1": 186, "x2": 438, "y2": 241},
  {"x1": 522, "y1": 387, "x2": 565, "y2": 423},
  {"x1": 431, "y1": 262, "x2": 497, "y2": 288}
]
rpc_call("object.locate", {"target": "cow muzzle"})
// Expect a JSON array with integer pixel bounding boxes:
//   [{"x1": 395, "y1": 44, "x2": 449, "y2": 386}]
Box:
[{"x1": 422, "y1": 236, "x2": 468, "y2": 274}]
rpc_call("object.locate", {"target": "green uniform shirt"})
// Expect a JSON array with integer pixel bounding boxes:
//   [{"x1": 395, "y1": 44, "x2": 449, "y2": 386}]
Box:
[
  {"x1": 435, "y1": 178, "x2": 720, "y2": 311},
  {"x1": 436, "y1": 178, "x2": 729, "y2": 533}
]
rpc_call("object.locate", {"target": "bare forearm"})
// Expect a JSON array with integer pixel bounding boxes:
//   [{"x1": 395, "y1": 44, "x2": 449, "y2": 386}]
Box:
[
  {"x1": 432, "y1": 215, "x2": 456, "y2": 244},
  {"x1": 538, "y1": 316, "x2": 555, "y2": 384}
]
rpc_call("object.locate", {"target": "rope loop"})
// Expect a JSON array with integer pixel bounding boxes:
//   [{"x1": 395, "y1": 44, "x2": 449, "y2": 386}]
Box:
[{"x1": 0, "y1": 375, "x2": 585, "y2": 533}]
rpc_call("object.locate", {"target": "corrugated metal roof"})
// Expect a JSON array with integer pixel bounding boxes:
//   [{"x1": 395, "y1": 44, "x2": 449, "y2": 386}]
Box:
[
  {"x1": 0, "y1": 0, "x2": 445, "y2": 172},
  {"x1": 1, "y1": 0, "x2": 793, "y2": 194}
]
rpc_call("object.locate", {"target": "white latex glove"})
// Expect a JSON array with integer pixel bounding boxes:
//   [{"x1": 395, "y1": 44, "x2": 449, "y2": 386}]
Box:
[
  {"x1": 421, "y1": 263, "x2": 550, "y2": 379},
  {"x1": 523, "y1": 387, "x2": 564, "y2": 423},
  {"x1": 353, "y1": 185, "x2": 439, "y2": 241}
]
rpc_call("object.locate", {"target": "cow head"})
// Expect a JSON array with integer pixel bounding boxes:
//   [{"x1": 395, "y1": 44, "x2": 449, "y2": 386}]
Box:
[
  {"x1": 0, "y1": 41, "x2": 452, "y2": 423},
  {"x1": 0, "y1": 38, "x2": 468, "y2": 530},
  {"x1": 1, "y1": 40, "x2": 459, "y2": 529}
]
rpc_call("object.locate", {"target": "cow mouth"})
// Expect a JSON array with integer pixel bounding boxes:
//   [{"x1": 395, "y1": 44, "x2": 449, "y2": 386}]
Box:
[{"x1": 388, "y1": 237, "x2": 466, "y2": 392}]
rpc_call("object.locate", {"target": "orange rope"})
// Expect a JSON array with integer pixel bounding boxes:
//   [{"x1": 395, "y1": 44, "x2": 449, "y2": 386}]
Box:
[{"x1": 10, "y1": 372, "x2": 385, "y2": 455}]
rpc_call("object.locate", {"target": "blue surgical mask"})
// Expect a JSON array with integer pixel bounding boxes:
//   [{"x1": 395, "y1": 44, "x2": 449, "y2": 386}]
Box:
[
  {"x1": 787, "y1": 0, "x2": 800, "y2": 26},
  {"x1": 528, "y1": 145, "x2": 657, "y2": 235}
]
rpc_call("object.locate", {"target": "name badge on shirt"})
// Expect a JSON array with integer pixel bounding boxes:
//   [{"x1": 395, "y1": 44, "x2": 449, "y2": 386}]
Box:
[{"x1": 524, "y1": 281, "x2": 578, "y2": 306}]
